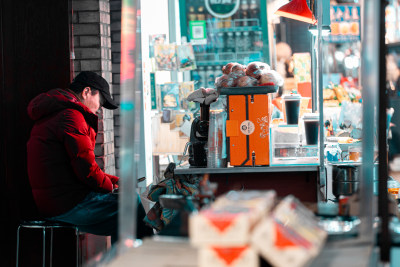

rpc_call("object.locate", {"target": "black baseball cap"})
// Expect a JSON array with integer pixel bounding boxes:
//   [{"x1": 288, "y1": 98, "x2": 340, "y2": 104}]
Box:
[{"x1": 70, "y1": 71, "x2": 118, "y2": 109}]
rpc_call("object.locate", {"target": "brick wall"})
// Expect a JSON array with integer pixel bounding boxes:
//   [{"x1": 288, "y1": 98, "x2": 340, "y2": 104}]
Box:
[
  {"x1": 72, "y1": 0, "x2": 116, "y2": 175},
  {"x1": 110, "y1": 0, "x2": 122, "y2": 175}
]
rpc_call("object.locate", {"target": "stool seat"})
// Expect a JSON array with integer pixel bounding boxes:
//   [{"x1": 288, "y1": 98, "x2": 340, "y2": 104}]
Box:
[
  {"x1": 20, "y1": 220, "x2": 77, "y2": 228},
  {"x1": 16, "y1": 219, "x2": 80, "y2": 267}
]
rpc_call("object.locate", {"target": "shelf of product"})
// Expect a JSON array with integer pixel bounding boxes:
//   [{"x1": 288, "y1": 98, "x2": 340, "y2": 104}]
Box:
[{"x1": 180, "y1": 0, "x2": 268, "y2": 90}]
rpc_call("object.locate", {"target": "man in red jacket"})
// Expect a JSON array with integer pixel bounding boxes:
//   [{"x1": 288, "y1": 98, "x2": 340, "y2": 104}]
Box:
[{"x1": 27, "y1": 71, "x2": 151, "y2": 243}]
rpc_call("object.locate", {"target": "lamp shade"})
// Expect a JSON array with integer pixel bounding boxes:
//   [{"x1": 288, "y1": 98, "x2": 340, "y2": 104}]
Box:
[{"x1": 274, "y1": 0, "x2": 317, "y2": 24}]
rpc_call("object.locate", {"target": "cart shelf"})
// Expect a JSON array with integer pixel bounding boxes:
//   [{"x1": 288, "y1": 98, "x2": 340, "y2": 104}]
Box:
[{"x1": 175, "y1": 165, "x2": 319, "y2": 175}]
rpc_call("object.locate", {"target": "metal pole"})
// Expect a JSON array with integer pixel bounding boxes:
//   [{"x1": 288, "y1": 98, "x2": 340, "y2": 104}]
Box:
[
  {"x1": 119, "y1": 0, "x2": 140, "y2": 254},
  {"x1": 359, "y1": 0, "x2": 379, "y2": 245},
  {"x1": 378, "y1": 0, "x2": 390, "y2": 262},
  {"x1": 316, "y1": 0, "x2": 326, "y2": 201},
  {"x1": 168, "y1": 0, "x2": 179, "y2": 82},
  {"x1": 311, "y1": 34, "x2": 317, "y2": 113}
]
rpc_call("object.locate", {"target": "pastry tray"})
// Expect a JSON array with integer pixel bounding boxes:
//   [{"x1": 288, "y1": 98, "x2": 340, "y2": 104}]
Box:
[{"x1": 218, "y1": 85, "x2": 278, "y2": 95}]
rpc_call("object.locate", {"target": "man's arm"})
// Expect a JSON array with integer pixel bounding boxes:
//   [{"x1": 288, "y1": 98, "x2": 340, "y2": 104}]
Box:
[{"x1": 59, "y1": 109, "x2": 117, "y2": 192}]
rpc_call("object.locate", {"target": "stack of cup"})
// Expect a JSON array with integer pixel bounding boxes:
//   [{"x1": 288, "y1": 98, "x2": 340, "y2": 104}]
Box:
[
  {"x1": 302, "y1": 113, "x2": 320, "y2": 145},
  {"x1": 207, "y1": 110, "x2": 227, "y2": 168},
  {"x1": 283, "y1": 94, "x2": 302, "y2": 125}
]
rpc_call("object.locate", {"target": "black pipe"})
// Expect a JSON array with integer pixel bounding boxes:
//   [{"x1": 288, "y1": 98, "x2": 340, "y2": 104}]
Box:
[{"x1": 378, "y1": 0, "x2": 390, "y2": 262}]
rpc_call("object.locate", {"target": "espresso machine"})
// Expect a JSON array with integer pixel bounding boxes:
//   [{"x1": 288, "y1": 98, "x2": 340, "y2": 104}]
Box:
[{"x1": 188, "y1": 103, "x2": 210, "y2": 167}]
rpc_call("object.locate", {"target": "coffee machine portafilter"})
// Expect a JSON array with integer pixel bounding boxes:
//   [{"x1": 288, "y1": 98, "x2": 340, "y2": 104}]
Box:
[{"x1": 185, "y1": 88, "x2": 219, "y2": 167}]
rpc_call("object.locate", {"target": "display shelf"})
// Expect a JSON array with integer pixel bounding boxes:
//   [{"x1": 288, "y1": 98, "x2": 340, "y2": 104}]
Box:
[
  {"x1": 208, "y1": 25, "x2": 262, "y2": 33},
  {"x1": 174, "y1": 165, "x2": 319, "y2": 175},
  {"x1": 194, "y1": 51, "x2": 263, "y2": 66}
]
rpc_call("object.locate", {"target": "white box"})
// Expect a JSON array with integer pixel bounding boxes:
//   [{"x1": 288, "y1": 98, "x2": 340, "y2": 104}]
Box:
[
  {"x1": 190, "y1": 206, "x2": 252, "y2": 247},
  {"x1": 199, "y1": 246, "x2": 258, "y2": 267},
  {"x1": 251, "y1": 196, "x2": 327, "y2": 267}
]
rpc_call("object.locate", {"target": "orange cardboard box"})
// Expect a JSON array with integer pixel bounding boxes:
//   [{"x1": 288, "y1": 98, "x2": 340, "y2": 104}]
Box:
[{"x1": 226, "y1": 94, "x2": 271, "y2": 166}]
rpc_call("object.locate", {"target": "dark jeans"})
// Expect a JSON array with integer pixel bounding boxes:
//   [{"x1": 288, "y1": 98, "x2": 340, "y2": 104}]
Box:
[{"x1": 47, "y1": 192, "x2": 152, "y2": 243}]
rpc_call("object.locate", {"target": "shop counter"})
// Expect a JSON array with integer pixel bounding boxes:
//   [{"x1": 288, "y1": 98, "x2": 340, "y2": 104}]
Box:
[
  {"x1": 106, "y1": 236, "x2": 377, "y2": 267},
  {"x1": 175, "y1": 165, "x2": 320, "y2": 203},
  {"x1": 175, "y1": 165, "x2": 319, "y2": 175}
]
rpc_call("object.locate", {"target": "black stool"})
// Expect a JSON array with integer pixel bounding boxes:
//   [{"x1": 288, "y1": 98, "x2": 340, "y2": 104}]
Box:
[{"x1": 16, "y1": 220, "x2": 80, "y2": 267}]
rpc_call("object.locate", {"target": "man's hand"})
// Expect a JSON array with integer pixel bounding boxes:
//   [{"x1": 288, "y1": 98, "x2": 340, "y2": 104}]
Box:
[{"x1": 105, "y1": 174, "x2": 119, "y2": 189}]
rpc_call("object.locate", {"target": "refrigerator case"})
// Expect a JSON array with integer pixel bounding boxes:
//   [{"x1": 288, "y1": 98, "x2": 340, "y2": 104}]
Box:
[{"x1": 179, "y1": 0, "x2": 270, "y2": 89}]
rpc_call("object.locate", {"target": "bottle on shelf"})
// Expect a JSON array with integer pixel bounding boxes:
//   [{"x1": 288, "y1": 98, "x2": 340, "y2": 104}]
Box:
[
  {"x1": 240, "y1": 0, "x2": 250, "y2": 27},
  {"x1": 198, "y1": 66, "x2": 207, "y2": 88},
  {"x1": 191, "y1": 69, "x2": 201, "y2": 90},
  {"x1": 217, "y1": 18, "x2": 224, "y2": 28},
  {"x1": 188, "y1": 6, "x2": 197, "y2": 21},
  {"x1": 216, "y1": 32, "x2": 225, "y2": 53},
  {"x1": 214, "y1": 65, "x2": 222, "y2": 80},
  {"x1": 207, "y1": 32, "x2": 215, "y2": 53},
  {"x1": 206, "y1": 66, "x2": 215, "y2": 88},
  {"x1": 206, "y1": 10, "x2": 214, "y2": 27},
  {"x1": 197, "y1": 6, "x2": 206, "y2": 21},
  {"x1": 225, "y1": 32, "x2": 236, "y2": 53},
  {"x1": 223, "y1": 16, "x2": 232, "y2": 28},
  {"x1": 231, "y1": 2, "x2": 241, "y2": 26},
  {"x1": 249, "y1": 0, "x2": 259, "y2": 21},
  {"x1": 235, "y1": 32, "x2": 245, "y2": 52},
  {"x1": 242, "y1": 31, "x2": 251, "y2": 51},
  {"x1": 252, "y1": 31, "x2": 263, "y2": 51}
]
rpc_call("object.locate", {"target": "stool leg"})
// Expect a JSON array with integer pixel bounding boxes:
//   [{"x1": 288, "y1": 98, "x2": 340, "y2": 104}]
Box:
[
  {"x1": 50, "y1": 227, "x2": 53, "y2": 267},
  {"x1": 43, "y1": 227, "x2": 46, "y2": 267},
  {"x1": 16, "y1": 225, "x2": 21, "y2": 267},
  {"x1": 75, "y1": 228, "x2": 79, "y2": 267}
]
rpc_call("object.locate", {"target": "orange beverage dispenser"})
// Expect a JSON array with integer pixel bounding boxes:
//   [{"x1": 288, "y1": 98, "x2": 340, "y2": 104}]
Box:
[{"x1": 220, "y1": 86, "x2": 277, "y2": 166}]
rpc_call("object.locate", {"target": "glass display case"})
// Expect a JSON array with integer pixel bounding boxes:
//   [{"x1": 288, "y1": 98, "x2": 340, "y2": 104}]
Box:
[
  {"x1": 270, "y1": 124, "x2": 319, "y2": 166},
  {"x1": 179, "y1": 0, "x2": 270, "y2": 89}
]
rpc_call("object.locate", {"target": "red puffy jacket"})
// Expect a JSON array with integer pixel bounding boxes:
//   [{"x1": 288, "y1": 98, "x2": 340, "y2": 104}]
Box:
[{"x1": 27, "y1": 88, "x2": 119, "y2": 217}]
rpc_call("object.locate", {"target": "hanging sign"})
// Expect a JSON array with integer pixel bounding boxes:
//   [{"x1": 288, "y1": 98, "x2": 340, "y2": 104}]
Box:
[
  {"x1": 205, "y1": 0, "x2": 240, "y2": 19},
  {"x1": 325, "y1": 5, "x2": 361, "y2": 43}
]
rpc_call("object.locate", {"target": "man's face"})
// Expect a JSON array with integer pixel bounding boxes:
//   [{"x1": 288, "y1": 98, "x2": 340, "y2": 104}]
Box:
[{"x1": 81, "y1": 87, "x2": 104, "y2": 113}]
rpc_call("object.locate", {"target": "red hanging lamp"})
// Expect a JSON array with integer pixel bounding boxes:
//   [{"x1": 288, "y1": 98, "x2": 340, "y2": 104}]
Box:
[{"x1": 274, "y1": 0, "x2": 317, "y2": 25}]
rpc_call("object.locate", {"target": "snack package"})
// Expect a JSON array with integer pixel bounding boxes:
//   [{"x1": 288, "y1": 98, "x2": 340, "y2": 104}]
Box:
[
  {"x1": 293, "y1": 53, "x2": 311, "y2": 84},
  {"x1": 154, "y1": 43, "x2": 178, "y2": 71},
  {"x1": 190, "y1": 190, "x2": 276, "y2": 247},
  {"x1": 179, "y1": 81, "x2": 196, "y2": 110},
  {"x1": 211, "y1": 190, "x2": 277, "y2": 225},
  {"x1": 251, "y1": 195, "x2": 327, "y2": 267},
  {"x1": 189, "y1": 206, "x2": 253, "y2": 247},
  {"x1": 333, "y1": 84, "x2": 350, "y2": 103},
  {"x1": 160, "y1": 83, "x2": 180, "y2": 110},
  {"x1": 259, "y1": 70, "x2": 284, "y2": 86},
  {"x1": 177, "y1": 43, "x2": 197, "y2": 71}
]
